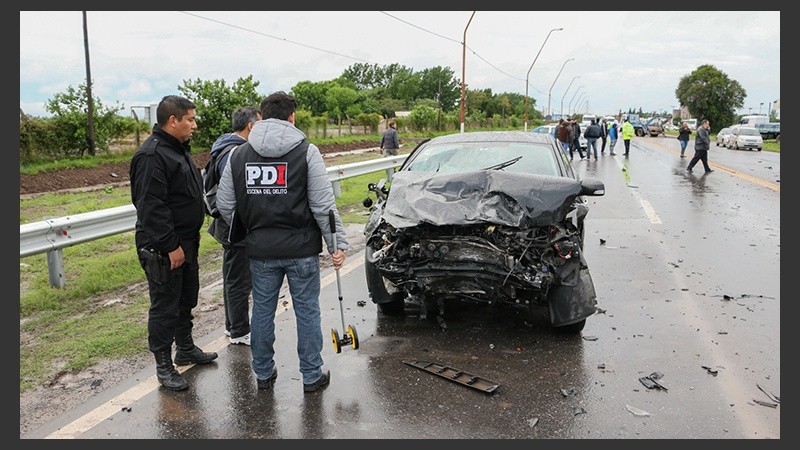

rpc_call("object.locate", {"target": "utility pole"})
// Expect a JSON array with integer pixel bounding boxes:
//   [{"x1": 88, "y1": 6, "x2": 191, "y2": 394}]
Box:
[
  {"x1": 83, "y1": 11, "x2": 96, "y2": 156},
  {"x1": 460, "y1": 11, "x2": 475, "y2": 134}
]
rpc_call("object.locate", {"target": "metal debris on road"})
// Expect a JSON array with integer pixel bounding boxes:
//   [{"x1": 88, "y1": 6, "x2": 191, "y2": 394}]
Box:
[{"x1": 639, "y1": 371, "x2": 668, "y2": 391}]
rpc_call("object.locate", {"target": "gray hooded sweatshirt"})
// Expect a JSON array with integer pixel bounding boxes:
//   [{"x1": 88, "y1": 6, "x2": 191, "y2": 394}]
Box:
[{"x1": 216, "y1": 118, "x2": 348, "y2": 255}]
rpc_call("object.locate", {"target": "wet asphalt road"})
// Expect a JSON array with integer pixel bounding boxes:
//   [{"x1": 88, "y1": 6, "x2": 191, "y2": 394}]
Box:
[{"x1": 24, "y1": 136, "x2": 780, "y2": 439}]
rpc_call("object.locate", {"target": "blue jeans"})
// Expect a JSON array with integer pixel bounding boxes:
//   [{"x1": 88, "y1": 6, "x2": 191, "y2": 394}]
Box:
[
  {"x1": 560, "y1": 140, "x2": 571, "y2": 157},
  {"x1": 249, "y1": 255, "x2": 324, "y2": 385},
  {"x1": 679, "y1": 139, "x2": 688, "y2": 154},
  {"x1": 586, "y1": 138, "x2": 599, "y2": 159}
]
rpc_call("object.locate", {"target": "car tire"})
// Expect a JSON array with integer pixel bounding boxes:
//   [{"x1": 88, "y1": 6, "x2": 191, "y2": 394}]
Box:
[
  {"x1": 364, "y1": 244, "x2": 404, "y2": 315},
  {"x1": 553, "y1": 319, "x2": 586, "y2": 334}
]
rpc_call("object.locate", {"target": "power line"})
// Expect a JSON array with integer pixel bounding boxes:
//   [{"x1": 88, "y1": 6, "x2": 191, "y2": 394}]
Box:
[
  {"x1": 182, "y1": 11, "x2": 542, "y2": 97},
  {"x1": 179, "y1": 11, "x2": 377, "y2": 65}
]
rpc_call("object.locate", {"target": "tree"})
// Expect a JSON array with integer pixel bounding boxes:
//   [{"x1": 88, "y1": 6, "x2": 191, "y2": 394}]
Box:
[
  {"x1": 417, "y1": 66, "x2": 461, "y2": 112},
  {"x1": 178, "y1": 75, "x2": 262, "y2": 149},
  {"x1": 675, "y1": 64, "x2": 745, "y2": 131},
  {"x1": 44, "y1": 83, "x2": 125, "y2": 158},
  {"x1": 325, "y1": 85, "x2": 359, "y2": 136},
  {"x1": 408, "y1": 104, "x2": 438, "y2": 132}
]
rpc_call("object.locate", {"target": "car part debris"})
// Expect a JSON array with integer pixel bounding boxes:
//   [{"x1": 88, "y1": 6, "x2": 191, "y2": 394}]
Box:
[
  {"x1": 625, "y1": 404, "x2": 651, "y2": 416},
  {"x1": 639, "y1": 371, "x2": 668, "y2": 391},
  {"x1": 560, "y1": 388, "x2": 578, "y2": 397},
  {"x1": 403, "y1": 360, "x2": 500, "y2": 394},
  {"x1": 752, "y1": 399, "x2": 778, "y2": 408},
  {"x1": 756, "y1": 384, "x2": 780, "y2": 403},
  {"x1": 701, "y1": 365, "x2": 719, "y2": 376}
]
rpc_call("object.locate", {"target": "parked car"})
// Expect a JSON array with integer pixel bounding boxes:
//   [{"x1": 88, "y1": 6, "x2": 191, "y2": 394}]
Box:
[
  {"x1": 727, "y1": 125, "x2": 763, "y2": 151},
  {"x1": 530, "y1": 124, "x2": 557, "y2": 138},
  {"x1": 715, "y1": 127, "x2": 733, "y2": 147},
  {"x1": 362, "y1": 131, "x2": 605, "y2": 333},
  {"x1": 755, "y1": 122, "x2": 780, "y2": 140}
]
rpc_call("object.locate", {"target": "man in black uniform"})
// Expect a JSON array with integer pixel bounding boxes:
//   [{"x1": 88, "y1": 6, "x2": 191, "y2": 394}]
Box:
[{"x1": 130, "y1": 95, "x2": 218, "y2": 391}]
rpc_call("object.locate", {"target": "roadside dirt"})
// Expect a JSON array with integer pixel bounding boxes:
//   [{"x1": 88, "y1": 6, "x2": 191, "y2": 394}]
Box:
[
  {"x1": 19, "y1": 141, "x2": 374, "y2": 196},
  {"x1": 19, "y1": 140, "x2": 374, "y2": 437}
]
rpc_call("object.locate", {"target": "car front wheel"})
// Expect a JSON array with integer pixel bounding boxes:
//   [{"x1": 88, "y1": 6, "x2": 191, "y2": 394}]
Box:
[
  {"x1": 553, "y1": 319, "x2": 586, "y2": 334},
  {"x1": 364, "y1": 244, "x2": 404, "y2": 315}
]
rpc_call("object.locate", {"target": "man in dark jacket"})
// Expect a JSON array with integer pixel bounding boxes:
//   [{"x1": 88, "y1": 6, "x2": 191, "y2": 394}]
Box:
[
  {"x1": 217, "y1": 91, "x2": 349, "y2": 393},
  {"x1": 570, "y1": 118, "x2": 585, "y2": 160},
  {"x1": 207, "y1": 106, "x2": 261, "y2": 346},
  {"x1": 380, "y1": 119, "x2": 400, "y2": 157},
  {"x1": 556, "y1": 119, "x2": 572, "y2": 157},
  {"x1": 130, "y1": 95, "x2": 218, "y2": 392},
  {"x1": 583, "y1": 119, "x2": 603, "y2": 160},
  {"x1": 599, "y1": 118, "x2": 609, "y2": 154},
  {"x1": 686, "y1": 119, "x2": 714, "y2": 173}
]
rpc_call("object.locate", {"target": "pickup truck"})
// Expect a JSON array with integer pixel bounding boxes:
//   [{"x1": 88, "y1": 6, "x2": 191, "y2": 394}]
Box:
[{"x1": 645, "y1": 117, "x2": 666, "y2": 137}]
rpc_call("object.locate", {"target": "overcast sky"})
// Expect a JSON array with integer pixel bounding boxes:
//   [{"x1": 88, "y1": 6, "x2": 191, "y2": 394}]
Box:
[{"x1": 19, "y1": 10, "x2": 781, "y2": 120}]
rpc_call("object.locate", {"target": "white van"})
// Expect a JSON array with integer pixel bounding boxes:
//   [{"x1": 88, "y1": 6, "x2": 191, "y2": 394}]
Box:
[
  {"x1": 684, "y1": 118, "x2": 698, "y2": 131},
  {"x1": 739, "y1": 115, "x2": 769, "y2": 126}
]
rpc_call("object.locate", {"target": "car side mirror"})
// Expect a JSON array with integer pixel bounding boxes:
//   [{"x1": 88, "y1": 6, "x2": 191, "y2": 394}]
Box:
[{"x1": 580, "y1": 177, "x2": 605, "y2": 196}]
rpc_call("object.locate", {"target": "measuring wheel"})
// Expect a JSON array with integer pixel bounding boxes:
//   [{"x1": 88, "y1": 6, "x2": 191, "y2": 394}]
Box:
[
  {"x1": 331, "y1": 328, "x2": 342, "y2": 354},
  {"x1": 347, "y1": 324, "x2": 359, "y2": 350}
]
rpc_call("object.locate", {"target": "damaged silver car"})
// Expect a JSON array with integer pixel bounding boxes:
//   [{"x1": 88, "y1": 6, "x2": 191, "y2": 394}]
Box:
[{"x1": 363, "y1": 131, "x2": 605, "y2": 333}]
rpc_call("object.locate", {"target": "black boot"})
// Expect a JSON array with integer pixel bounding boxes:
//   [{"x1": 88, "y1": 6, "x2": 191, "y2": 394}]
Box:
[
  {"x1": 154, "y1": 348, "x2": 189, "y2": 391},
  {"x1": 174, "y1": 334, "x2": 218, "y2": 366}
]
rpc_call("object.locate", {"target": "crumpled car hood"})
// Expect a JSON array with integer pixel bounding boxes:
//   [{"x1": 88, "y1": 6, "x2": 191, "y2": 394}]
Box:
[{"x1": 380, "y1": 170, "x2": 583, "y2": 229}]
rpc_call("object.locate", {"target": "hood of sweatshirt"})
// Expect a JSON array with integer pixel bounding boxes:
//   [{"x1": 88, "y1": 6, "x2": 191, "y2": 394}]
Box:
[
  {"x1": 210, "y1": 133, "x2": 247, "y2": 157},
  {"x1": 247, "y1": 118, "x2": 306, "y2": 158}
]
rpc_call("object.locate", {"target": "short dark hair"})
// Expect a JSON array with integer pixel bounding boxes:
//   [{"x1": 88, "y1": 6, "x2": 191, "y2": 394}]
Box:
[
  {"x1": 231, "y1": 106, "x2": 260, "y2": 132},
  {"x1": 156, "y1": 95, "x2": 196, "y2": 126},
  {"x1": 260, "y1": 91, "x2": 297, "y2": 121}
]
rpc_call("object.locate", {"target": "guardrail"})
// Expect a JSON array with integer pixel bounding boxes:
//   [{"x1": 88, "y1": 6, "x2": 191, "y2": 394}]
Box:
[{"x1": 20, "y1": 154, "x2": 407, "y2": 287}]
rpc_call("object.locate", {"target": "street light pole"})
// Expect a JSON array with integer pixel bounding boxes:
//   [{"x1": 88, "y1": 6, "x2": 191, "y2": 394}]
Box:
[
  {"x1": 568, "y1": 86, "x2": 583, "y2": 116},
  {"x1": 572, "y1": 92, "x2": 585, "y2": 116},
  {"x1": 460, "y1": 11, "x2": 476, "y2": 134},
  {"x1": 560, "y1": 75, "x2": 580, "y2": 119},
  {"x1": 524, "y1": 27, "x2": 563, "y2": 132},
  {"x1": 547, "y1": 58, "x2": 574, "y2": 119}
]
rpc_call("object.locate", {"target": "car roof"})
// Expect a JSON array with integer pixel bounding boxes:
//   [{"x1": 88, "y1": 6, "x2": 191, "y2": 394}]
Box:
[{"x1": 424, "y1": 130, "x2": 555, "y2": 145}]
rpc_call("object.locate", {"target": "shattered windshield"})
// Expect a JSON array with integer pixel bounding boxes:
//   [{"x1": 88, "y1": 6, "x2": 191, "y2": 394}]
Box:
[{"x1": 404, "y1": 141, "x2": 560, "y2": 177}]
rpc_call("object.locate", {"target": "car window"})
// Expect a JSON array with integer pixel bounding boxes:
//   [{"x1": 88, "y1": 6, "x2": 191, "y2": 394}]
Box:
[
  {"x1": 405, "y1": 141, "x2": 561, "y2": 177},
  {"x1": 739, "y1": 127, "x2": 760, "y2": 136}
]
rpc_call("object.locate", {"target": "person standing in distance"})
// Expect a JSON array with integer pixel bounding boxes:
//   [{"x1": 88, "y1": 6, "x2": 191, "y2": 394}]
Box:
[
  {"x1": 207, "y1": 106, "x2": 261, "y2": 346},
  {"x1": 620, "y1": 118, "x2": 635, "y2": 156},
  {"x1": 570, "y1": 117, "x2": 585, "y2": 160},
  {"x1": 583, "y1": 119, "x2": 603, "y2": 160},
  {"x1": 599, "y1": 117, "x2": 609, "y2": 154},
  {"x1": 677, "y1": 121, "x2": 692, "y2": 158},
  {"x1": 607, "y1": 119, "x2": 619, "y2": 155},
  {"x1": 130, "y1": 95, "x2": 218, "y2": 392},
  {"x1": 686, "y1": 119, "x2": 714, "y2": 173},
  {"x1": 556, "y1": 118, "x2": 572, "y2": 158},
  {"x1": 216, "y1": 91, "x2": 349, "y2": 393},
  {"x1": 380, "y1": 119, "x2": 400, "y2": 157}
]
